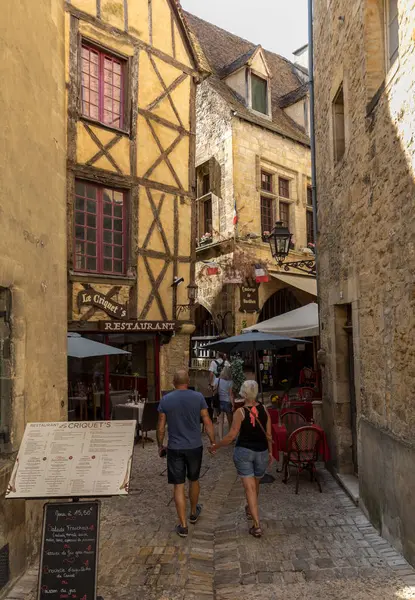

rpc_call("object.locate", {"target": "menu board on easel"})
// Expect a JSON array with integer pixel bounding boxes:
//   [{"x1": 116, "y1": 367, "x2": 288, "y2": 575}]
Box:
[
  {"x1": 5, "y1": 421, "x2": 136, "y2": 499},
  {"x1": 38, "y1": 501, "x2": 99, "y2": 600}
]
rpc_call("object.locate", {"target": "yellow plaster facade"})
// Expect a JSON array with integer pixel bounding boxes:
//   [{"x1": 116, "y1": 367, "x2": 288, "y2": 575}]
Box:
[{"x1": 65, "y1": 0, "x2": 203, "y2": 390}]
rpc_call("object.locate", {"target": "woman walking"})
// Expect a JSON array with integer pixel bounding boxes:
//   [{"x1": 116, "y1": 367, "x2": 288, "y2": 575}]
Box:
[
  {"x1": 216, "y1": 365, "x2": 234, "y2": 440},
  {"x1": 209, "y1": 380, "x2": 272, "y2": 538}
]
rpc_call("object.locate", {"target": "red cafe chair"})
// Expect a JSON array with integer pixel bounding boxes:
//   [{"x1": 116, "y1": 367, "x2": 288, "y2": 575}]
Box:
[{"x1": 282, "y1": 426, "x2": 323, "y2": 494}]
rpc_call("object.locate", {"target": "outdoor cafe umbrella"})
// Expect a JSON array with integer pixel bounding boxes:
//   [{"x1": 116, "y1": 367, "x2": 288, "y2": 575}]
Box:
[
  {"x1": 67, "y1": 333, "x2": 131, "y2": 359},
  {"x1": 205, "y1": 331, "x2": 310, "y2": 399}
]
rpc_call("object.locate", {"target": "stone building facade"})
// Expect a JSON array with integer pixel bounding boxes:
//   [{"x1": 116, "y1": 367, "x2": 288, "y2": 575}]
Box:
[
  {"x1": 314, "y1": 0, "x2": 415, "y2": 564},
  {"x1": 65, "y1": 0, "x2": 206, "y2": 395},
  {"x1": 185, "y1": 14, "x2": 315, "y2": 369},
  {"x1": 0, "y1": 0, "x2": 67, "y2": 592}
]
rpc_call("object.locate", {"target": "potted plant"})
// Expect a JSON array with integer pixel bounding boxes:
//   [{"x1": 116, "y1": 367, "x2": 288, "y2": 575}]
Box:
[{"x1": 199, "y1": 232, "x2": 213, "y2": 246}]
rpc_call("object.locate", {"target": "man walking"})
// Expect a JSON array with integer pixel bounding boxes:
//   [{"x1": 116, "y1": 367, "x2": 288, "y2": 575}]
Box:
[{"x1": 157, "y1": 369, "x2": 215, "y2": 537}]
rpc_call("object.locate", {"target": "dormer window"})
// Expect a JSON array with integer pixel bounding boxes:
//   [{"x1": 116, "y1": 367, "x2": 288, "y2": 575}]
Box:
[{"x1": 251, "y1": 73, "x2": 268, "y2": 114}]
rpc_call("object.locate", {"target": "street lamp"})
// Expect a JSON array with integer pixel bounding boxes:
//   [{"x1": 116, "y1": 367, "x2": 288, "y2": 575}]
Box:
[
  {"x1": 266, "y1": 221, "x2": 316, "y2": 277},
  {"x1": 267, "y1": 221, "x2": 292, "y2": 266},
  {"x1": 186, "y1": 283, "x2": 198, "y2": 302},
  {"x1": 174, "y1": 283, "x2": 198, "y2": 319}
]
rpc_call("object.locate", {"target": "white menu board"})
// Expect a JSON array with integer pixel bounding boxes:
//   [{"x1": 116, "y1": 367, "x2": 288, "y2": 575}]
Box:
[{"x1": 5, "y1": 421, "x2": 136, "y2": 499}]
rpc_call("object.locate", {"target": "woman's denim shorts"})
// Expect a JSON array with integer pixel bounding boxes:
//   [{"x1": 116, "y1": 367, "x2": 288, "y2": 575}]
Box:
[{"x1": 233, "y1": 446, "x2": 268, "y2": 478}]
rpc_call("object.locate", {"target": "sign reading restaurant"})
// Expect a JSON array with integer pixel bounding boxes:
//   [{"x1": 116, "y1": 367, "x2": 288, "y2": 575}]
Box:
[{"x1": 99, "y1": 321, "x2": 176, "y2": 332}]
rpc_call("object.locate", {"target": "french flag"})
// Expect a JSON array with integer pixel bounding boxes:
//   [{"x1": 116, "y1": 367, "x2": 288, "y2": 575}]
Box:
[
  {"x1": 255, "y1": 264, "x2": 269, "y2": 283},
  {"x1": 205, "y1": 262, "x2": 219, "y2": 276},
  {"x1": 233, "y1": 201, "x2": 238, "y2": 225}
]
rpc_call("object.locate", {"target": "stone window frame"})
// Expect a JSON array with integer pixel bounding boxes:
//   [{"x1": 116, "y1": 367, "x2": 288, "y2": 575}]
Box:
[
  {"x1": 329, "y1": 69, "x2": 350, "y2": 171},
  {"x1": 257, "y1": 160, "x2": 298, "y2": 244}
]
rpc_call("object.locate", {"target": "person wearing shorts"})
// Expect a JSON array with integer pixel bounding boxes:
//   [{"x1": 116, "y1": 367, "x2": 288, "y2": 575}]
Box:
[
  {"x1": 208, "y1": 380, "x2": 272, "y2": 538},
  {"x1": 157, "y1": 369, "x2": 215, "y2": 538}
]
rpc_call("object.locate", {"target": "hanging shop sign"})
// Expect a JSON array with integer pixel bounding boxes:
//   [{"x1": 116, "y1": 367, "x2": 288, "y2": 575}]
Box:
[
  {"x1": 239, "y1": 284, "x2": 259, "y2": 313},
  {"x1": 77, "y1": 288, "x2": 128, "y2": 320},
  {"x1": 99, "y1": 320, "x2": 176, "y2": 332}
]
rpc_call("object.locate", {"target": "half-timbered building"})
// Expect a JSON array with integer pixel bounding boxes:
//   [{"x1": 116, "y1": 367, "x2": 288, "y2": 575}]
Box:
[{"x1": 65, "y1": 0, "x2": 208, "y2": 403}]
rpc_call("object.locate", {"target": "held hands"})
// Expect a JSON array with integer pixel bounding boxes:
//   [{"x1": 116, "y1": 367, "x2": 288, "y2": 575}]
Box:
[{"x1": 208, "y1": 443, "x2": 218, "y2": 455}]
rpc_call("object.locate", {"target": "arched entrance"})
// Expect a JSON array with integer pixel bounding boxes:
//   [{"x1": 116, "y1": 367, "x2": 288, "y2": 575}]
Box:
[
  {"x1": 194, "y1": 304, "x2": 219, "y2": 337},
  {"x1": 258, "y1": 288, "x2": 300, "y2": 322}
]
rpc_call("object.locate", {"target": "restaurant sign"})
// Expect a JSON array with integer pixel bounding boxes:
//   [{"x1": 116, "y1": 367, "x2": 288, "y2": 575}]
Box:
[
  {"x1": 239, "y1": 284, "x2": 259, "y2": 313},
  {"x1": 77, "y1": 288, "x2": 128, "y2": 320},
  {"x1": 99, "y1": 320, "x2": 176, "y2": 332}
]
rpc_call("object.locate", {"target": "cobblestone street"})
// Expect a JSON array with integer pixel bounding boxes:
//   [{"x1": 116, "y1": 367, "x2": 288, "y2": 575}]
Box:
[{"x1": 7, "y1": 433, "x2": 415, "y2": 600}]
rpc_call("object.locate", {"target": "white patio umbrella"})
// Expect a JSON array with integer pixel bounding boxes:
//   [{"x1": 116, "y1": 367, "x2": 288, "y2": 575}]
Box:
[
  {"x1": 67, "y1": 333, "x2": 131, "y2": 358},
  {"x1": 243, "y1": 303, "x2": 319, "y2": 338}
]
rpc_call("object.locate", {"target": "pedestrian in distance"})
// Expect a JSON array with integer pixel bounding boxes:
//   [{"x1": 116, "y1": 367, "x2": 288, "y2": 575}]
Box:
[
  {"x1": 157, "y1": 369, "x2": 216, "y2": 538},
  {"x1": 207, "y1": 352, "x2": 229, "y2": 421},
  {"x1": 208, "y1": 380, "x2": 273, "y2": 538},
  {"x1": 216, "y1": 365, "x2": 234, "y2": 440}
]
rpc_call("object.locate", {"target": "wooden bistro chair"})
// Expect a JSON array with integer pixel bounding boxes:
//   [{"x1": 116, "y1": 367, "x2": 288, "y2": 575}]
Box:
[
  {"x1": 281, "y1": 410, "x2": 306, "y2": 437},
  {"x1": 282, "y1": 426, "x2": 323, "y2": 494},
  {"x1": 139, "y1": 401, "x2": 160, "y2": 448},
  {"x1": 298, "y1": 387, "x2": 315, "y2": 401}
]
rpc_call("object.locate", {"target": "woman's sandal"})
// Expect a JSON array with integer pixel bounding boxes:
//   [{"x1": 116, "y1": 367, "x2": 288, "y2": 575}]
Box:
[
  {"x1": 245, "y1": 505, "x2": 253, "y2": 520},
  {"x1": 249, "y1": 525, "x2": 262, "y2": 538}
]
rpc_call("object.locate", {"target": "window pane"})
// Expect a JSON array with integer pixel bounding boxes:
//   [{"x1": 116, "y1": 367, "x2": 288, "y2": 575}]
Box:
[
  {"x1": 114, "y1": 205, "x2": 122, "y2": 218},
  {"x1": 279, "y1": 178, "x2": 290, "y2": 198},
  {"x1": 279, "y1": 202, "x2": 290, "y2": 228},
  {"x1": 86, "y1": 186, "x2": 97, "y2": 199},
  {"x1": 87, "y1": 200, "x2": 96, "y2": 214},
  {"x1": 114, "y1": 219, "x2": 123, "y2": 232},
  {"x1": 332, "y1": 85, "x2": 345, "y2": 163},
  {"x1": 76, "y1": 255, "x2": 86, "y2": 269},
  {"x1": 87, "y1": 257, "x2": 97, "y2": 271},
  {"x1": 104, "y1": 217, "x2": 112, "y2": 230},
  {"x1": 103, "y1": 259, "x2": 113, "y2": 271},
  {"x1": 75, "y1": 182, "x2": 85, "y2": 196},
  {"x1": 87, "y1": 228, "x2": 96, "y2": 242},
  {"x1": 104, "y1": 230, "x2": 113, "y2": 244},
  {"x1": 251, "y1": 74, "x2": 268, "y2": 114},
  {"x1": 114, "y1": 233, "x2": 122, "y2": 245},
  {"x1": 261, "y1": 171, "x2": 272, "y2": 192},
  {"x1": 87, "y1": 243, "x2": 96, "y2": 257},
  {"x1": 114, "y1": 246, "x2": 123, "y2": 259},
  {"x1": 75, "y1": 242, "x2": 85, "y2": 254},
  {"x1": 104, "y1": 203, "x2": 112, "y2": 215},
  {"x1": 114, "y1": 261, "x2": 123, "y2": 273},
  {"x1": 87, "y1": 214, "x2": 96, "y2": 228},
  {"x1": 75, "y1": 212, "x2": 84, "y2": 225},
  {"x1": 104, "y1": 245, "x2": 113, "y2": 258},
  {"x1": 307, "y1": 187, "x2": 313, "y2": 206},
  {"x1": 307, "y1": 211, "x2": 314, "y2": 245},
  {"x1": 75, "y1": 226, "x2": 85, "y2": 239},
  {"x1": 76, "y1": 198, "x2": 84, "y2": 211},
  {"x1": 261, "y1": 196, "x2": 273, "y2": 235}
]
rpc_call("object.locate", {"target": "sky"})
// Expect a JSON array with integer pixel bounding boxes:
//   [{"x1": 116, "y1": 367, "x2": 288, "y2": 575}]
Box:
[{"x1": 180, "y1": 0, "x2": 309, "y2": 61}]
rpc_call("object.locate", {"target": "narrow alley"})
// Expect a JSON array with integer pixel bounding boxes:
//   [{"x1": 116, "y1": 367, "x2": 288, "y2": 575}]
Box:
[{"x1": 7, "y1": 439, "x2": 415, "y2": 600}]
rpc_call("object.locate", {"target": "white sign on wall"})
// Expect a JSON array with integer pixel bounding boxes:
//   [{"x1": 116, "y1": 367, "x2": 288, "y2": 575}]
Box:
[{"x1": 5, "y1": 421, "x2": 136, "y2": 499}]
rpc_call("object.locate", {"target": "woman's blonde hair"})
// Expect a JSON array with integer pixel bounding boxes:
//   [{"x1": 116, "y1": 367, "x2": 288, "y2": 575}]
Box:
[
  {"x1": 239, "y1": 380, "x2": 258, "y2": 401},
  {"x1": 220, "y1": 365, "x2": 232, "y2": 381}
]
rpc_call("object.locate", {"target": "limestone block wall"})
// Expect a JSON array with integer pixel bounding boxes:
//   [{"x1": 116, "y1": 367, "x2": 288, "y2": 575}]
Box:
[
  {"x1": 232, "y1": 119, "x2": 312, "y2": 249},
  {"x1": 314, "y1": 0, "x2": 415, "y2": 564},
  {"x1": 0, "y1": 0, "x2": 67, "y2": 586}
]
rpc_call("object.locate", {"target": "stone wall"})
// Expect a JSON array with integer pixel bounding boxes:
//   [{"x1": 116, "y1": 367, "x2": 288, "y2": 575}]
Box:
[
  {"x1": 0, "y1": 0, "x2": 67, "y2": 590},
  {"x1": 314, "y1": 0, "x2": 415, "y2": 564}
]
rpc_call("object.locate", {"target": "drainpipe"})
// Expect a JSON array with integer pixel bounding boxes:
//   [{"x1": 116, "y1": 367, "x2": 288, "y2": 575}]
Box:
[{"x1": 308, "y1": 0, "x2": 322, "y2": 379}]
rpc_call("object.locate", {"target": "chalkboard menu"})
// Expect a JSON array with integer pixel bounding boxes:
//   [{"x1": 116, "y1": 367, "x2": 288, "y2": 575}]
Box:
[{"x1": 38, "y1": 501, "x2": 100, "y2": 600}]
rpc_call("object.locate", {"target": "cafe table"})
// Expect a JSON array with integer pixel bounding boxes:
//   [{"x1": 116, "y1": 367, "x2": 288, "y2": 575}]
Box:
[{"x1": 113, "y1": 402, "x2": 145, "y2": 424}]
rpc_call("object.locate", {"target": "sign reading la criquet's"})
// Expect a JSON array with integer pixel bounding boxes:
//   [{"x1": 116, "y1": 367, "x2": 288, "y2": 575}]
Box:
[{"x1": 77, "y1": 289, "x2": 128, "y2": 320}]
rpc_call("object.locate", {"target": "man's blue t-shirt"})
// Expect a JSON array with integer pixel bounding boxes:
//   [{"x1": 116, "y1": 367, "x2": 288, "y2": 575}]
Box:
[{"x1": 158, "y1": 389, "x2": 208, "y2": 450}]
